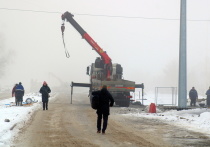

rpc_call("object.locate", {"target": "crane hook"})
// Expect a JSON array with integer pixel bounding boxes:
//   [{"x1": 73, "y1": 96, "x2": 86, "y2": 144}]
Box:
[
  {"x1": 61, "y1": 23, "x2": 65, "y2": 35},
  {"x1": 61, "y1": 23, "x2": 70, "y2": 58}
]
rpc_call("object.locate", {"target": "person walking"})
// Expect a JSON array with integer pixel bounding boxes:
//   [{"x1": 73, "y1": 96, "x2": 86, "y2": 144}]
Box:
[
  {"x1": 15, "y1": 82, "x2": 25, "y2": 106},
  {"x1": 93, "y1": 85, "x2": 114, "y2": 134},
  {"x1": 205, "y1": 87, "x2": 210, "y2": 107},
  {"x1": 189, "y1": 87, "x2": 198, "y2": 107},
  {"x1": 39, "y1": 81, "x2": 51, "y2": 110},
  {"x1": 12, "y1": 84, "x2": 18, "y2": 106}
]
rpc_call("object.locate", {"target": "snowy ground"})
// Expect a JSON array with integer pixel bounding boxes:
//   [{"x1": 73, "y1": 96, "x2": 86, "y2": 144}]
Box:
[
  {"x1": 0, "y1": 93, "x2": 57, "y2": 147},
  {"x1": 130, "y1": 91, "x2": 210, "y2": 135},
  {"x1": 118, "y1": 107, "x2": 210, "y2": 137},
  {"x1": 0, "y1": 92, "x2": 210, "y2": 146}
]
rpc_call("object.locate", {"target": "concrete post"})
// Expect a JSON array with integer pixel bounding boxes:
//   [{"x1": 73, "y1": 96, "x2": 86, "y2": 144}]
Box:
[{"x1": 178, "y1": 0, "x2": 187, "y2": 108}]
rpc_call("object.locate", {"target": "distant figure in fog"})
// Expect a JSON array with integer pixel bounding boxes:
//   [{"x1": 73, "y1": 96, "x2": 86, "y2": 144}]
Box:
[
  {"x1": 205, "y1": 87, "x2": 210, "y2": 107},
  {"x1": 12, "y1": 84, "x2": 18, "y2": 105},
  {"x1": 39, "y1": 81, "x2": 51, "y2": 110},
  {"x1": 15, "y1": 82, "x2": 25, "y2": 106},
  {"x1": 189, "y1": 87, "x2": 198, "y2": 107},
  {"x1": 92, "y1": 85, "x2": 114, "y2": 134}
]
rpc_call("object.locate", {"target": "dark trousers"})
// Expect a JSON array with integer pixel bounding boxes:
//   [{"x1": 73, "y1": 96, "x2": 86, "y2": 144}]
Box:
[
  {"x1": 16, "y1": 97, "x2": 23, "y2": 106},
  {"x1": 43, "y1": 101, "x2": 48, "y2": 110},
  {"x1": 97, "y1": 113, "x2": 108, "y2": 132},
  {"x1": 207, "y1": 95, "x2": 210, "y2": 106},
  {"x1": 190, "y1": 98, "x2": 196, "y2": 106}
]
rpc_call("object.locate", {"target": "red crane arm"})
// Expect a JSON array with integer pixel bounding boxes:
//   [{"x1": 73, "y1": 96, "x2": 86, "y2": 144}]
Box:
[
  {"x1": 61, "y1": 11, "x2": 112, "y2": 80},
  {"x1": 83, "y1": 33, "x2": 111, "y2": 65}
]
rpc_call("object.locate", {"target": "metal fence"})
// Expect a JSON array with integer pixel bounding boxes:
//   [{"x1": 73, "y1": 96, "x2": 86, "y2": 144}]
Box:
[{"x1": 155, "y1": 87, "x2": 177, "y2": 106}]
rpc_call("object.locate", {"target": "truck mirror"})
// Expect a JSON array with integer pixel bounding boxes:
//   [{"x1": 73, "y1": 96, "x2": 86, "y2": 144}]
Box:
[{"x1": 86, "y1": 66, "x2": 90, "y2": 75}]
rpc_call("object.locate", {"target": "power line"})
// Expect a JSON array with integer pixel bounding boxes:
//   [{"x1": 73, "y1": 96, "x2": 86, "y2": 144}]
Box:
[
  {"x1": 73, "y1": 13, "x2": 210, "y2": 22},
  {"x1": 74, "y1": 13, "x2": 179, "y2": 21},
  {"x1": 187, "y1": 19, "x2": 210, "y2": 22},
  {"x1": 0, "y1": 7, "x2": 210, "y2": 22},
  {"x1": 0, "y1": 7, "x2": 61, "y2": 14}
]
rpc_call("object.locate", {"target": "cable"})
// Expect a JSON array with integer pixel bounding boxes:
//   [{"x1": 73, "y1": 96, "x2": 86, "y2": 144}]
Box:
[
  {"x1": 188, "y1": 19, "x2": 210, "y2": 22},
  {"x1": 0, "y1": 7, "x2": 210, "y2": 22},
  {"x1": 0, "y1": 7, "x2": 61, "y2": 14},
  {"x1": 75, "y1": 13, "x2": 210, "y2": 22},
  {"x1": 74, "y1": 13, "x2": 179, "y2": 21}
]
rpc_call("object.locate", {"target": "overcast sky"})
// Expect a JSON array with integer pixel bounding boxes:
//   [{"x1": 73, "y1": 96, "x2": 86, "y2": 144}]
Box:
[{"x1": 0, "y1": 0, "x2": 210, "y2": 95}]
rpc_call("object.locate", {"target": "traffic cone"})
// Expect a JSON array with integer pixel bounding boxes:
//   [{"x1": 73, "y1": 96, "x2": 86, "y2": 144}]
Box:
[{"x1": 149, "y1": 103, "x2": 156, "y2": 113}]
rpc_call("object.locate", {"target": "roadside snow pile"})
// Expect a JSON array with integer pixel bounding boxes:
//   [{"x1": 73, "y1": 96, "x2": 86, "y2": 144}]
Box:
[
  {"x1": 125, "y1": 108, "x2": 210, "y2": 135},
  {"x1": 113, "y1": 105, "x2": 163, "y2": 114},
  {"x1": 0, "y1": 93, "x2": 57, "y2": 147},
  {"x1": 114, "y1": 107, "x2": 142, "y2": 114}
]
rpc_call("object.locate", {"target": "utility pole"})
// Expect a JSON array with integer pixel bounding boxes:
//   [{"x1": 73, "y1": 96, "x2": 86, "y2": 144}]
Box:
[{"x1": 178, "y1": 0, "x2": 187, "y2": 109}]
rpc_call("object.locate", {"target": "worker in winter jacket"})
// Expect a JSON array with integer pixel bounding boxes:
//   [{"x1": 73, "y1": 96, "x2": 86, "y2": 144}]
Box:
[
  {"x1": 189, "y1": 87, "x2": 198, "y2": 107},
  {"x1": 15, "y1": 82, "x2": 25, "y2": 106},
  {"x1": 39, "y1": 81, "x2": 51, "y2": 110},
  {"x1": 94, "y1": 85, "x2": 114, "y2": 134},
  {"x1": 205, "y1": 87, "x2": 210, "y2": 107}
]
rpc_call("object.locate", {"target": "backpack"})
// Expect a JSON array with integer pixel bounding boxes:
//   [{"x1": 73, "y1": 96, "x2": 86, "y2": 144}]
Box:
[{"x1": 91, "y1": 93, "x2": 100, "y2": 110}]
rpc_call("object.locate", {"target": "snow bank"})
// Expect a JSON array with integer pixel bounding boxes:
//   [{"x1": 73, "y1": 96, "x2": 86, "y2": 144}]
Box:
[
  {"x1": 0, "y1": 93, "x2": 57, "y2": 146},
  {"x1": 123, "y1": 107, "x2": 210, "y2": 136}
]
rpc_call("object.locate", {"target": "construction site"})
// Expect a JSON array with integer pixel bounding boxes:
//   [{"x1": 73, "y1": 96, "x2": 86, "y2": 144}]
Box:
[{"x1": 1, "y1": 1, "x2": 210, "y2": 147}]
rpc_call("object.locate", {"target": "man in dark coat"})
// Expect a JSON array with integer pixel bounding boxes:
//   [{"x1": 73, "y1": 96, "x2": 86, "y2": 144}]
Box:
[
  {"x1": 94, "y1": 85, "x2": 114, "y2": 134},
  {"x1": 189, "y1": 87, "x2": 198, "y2": 106},
  {"x1": 15, "y1": 82, "x2": 25, "y2": 106},
  {"x1": 39, "y1": 81, "x2": 51, "y2": 110},
  {"x1": 205, "y1": 87, "x2": 210, "y2": 107}
]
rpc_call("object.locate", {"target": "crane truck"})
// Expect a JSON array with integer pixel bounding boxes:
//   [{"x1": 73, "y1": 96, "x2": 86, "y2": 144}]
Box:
[{"x1": 61, "y1": 11, "x2": 143, "y2": 107}]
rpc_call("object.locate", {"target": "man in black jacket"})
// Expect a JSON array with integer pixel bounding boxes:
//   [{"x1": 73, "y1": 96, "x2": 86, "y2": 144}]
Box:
[
  {"x1": 189, "y1": 87, "x2": 198, "y2": 106},
  {"x1": 95, "y1": 85, "x2": 114, "y2": 134}
]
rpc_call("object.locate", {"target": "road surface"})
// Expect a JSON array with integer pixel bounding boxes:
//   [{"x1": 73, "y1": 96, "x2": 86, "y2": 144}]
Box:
[{"x1": 12, "y1": 93, "x2": 210, "y2": 147}]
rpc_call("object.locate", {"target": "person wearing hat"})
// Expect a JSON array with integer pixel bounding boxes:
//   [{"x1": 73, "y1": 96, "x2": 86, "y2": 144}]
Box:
[
  {"x1": 39, "y1": 81, "x2": 51, "y2": 110},
  {"x1": 15, "y1": 82, "x2": 25, "y2": 106},
  {"x1": 205, "y1": 87, "x2": 210, "y2": 107},
  {"x1": 189, "y1": 87, "x2": 198, "y2": 107}
]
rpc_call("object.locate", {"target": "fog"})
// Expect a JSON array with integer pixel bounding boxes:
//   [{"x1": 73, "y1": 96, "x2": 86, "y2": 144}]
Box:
[{"x1": 0, "y1": 0, "x2": 210, "y2": 96}]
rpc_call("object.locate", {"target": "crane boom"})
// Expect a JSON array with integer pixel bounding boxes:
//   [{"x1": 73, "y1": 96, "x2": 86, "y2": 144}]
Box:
[{"x1": 61, "y1": 11, "x2": 112, "y2": 80}]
